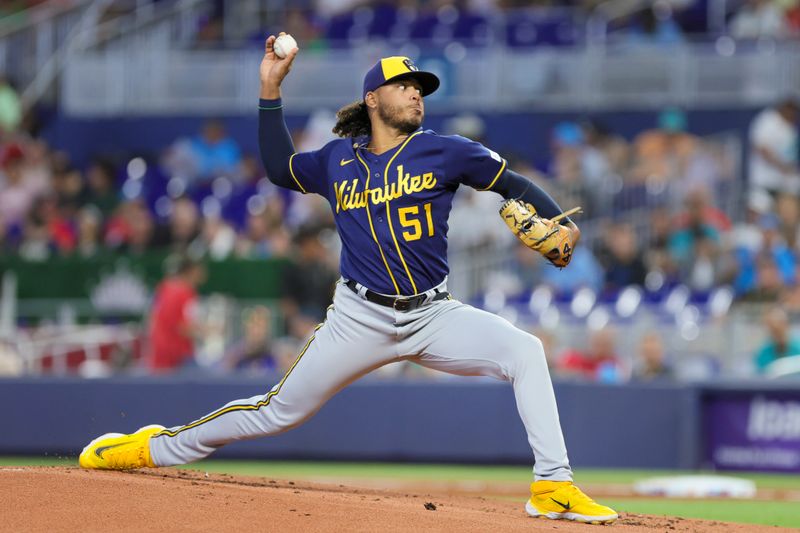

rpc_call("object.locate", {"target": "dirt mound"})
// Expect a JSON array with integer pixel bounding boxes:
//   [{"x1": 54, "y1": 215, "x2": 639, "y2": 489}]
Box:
[{"x1": 0, "y1": 467, "x2": 788, "y2": 532}]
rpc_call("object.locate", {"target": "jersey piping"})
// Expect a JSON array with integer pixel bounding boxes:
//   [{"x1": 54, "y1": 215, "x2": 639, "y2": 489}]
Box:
[
  {"x1": 355, "y1": 151, "x2": 402, "y2": 294},
  {"x1": 383, "y1": 131, "x2": 424, "y2": 295},
  {"x1": 152, "y1": 322, "x2": 324, "y2": 439},
  {"x1": 479, "y1": 158, "x2": 507, "y2": 191},
  {"x1": 288, "y1": 153, "x2": 308, "y2": 193}
]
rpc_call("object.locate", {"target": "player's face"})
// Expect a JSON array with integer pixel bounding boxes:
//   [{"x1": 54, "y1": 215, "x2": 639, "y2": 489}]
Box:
[{"x1": 374, "y1": 79, "x2": 424, "y2": 134}]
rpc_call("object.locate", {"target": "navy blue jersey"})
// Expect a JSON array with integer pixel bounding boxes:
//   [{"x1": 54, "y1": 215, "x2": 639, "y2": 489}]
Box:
[{"x1": 288, "y1": 129, "x2": 506, "y2": 295}]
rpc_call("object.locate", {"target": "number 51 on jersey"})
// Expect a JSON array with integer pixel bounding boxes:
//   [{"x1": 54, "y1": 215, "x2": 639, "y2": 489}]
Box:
[{"x1": 398, "y1": 203, "x2": 434, "y2": 241}]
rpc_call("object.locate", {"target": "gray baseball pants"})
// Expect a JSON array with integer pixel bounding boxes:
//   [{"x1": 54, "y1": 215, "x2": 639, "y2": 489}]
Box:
[{"x1": 149, "y1": 279, "x2": 572, "y2": 481}]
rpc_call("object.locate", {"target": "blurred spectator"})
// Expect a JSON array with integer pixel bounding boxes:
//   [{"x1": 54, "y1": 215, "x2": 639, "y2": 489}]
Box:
[
  {"x1": 0, "y1": 218, "x2": 9, "y2": 253},
  {"x1": 281, "y1": 225, "x2": 338, "y2": 332},
  {"x1": 194, "y1": 213, "x2": 237, "y2": 260},
  {"x1": 548, "y1": 121, "x2": 617, "y2": 217},
  {"x1": 550, "y1": 121, "x2": 584, "y2": 186},
  {"x1": 669, "y1": 187, "x2": 733, "y2": 291},
  {"x1": 749, "y1": 255, "x2": 787, "y2": 301},
  {"x1": 507, "y1": 240, "x2": 544, "y2": 291},
  {"x1": 106, "y1": 199, "x2": 155, "y2": 254},
  {"x1": 163, "y1": 120, "x2": 242, "y2": 184},
  {"x1": 734, "y1": 213, "x2": 796, "y2": 299},
  {"x1": 146, "y1": 256, "x2": 207, "y2": 373},
  {"x1": 235, "y1": 200, "x2": 291, "y2": 259},
  {"x1": 76, "y1": 206, "x2": 103, "y2": 258},
  {"x1": 624, "y1": 3, "x2": 685, "y2": 46},
  {"x1": 125, "y1": 200, "x2": 155, "y2": 253},
  {"x1": 540, "y1": 246, "x2": 604, "y2": 295},
  {"x1": 18, "y1": 217, "x2": 49, "y2": 260},
  {"x1": 53, "y1": 166, "x2": 84, "y2": 219},
  {"x1": 568, "y1": 120, "x2": 625, "y2": 216},
  {"x1": 748, "y1": 98, "x2": 800, "y2": 200},
  {"x1": 580, "y1": 119, "x2": 629, "y2": 181},
  {"x1": 645, "y1": 205, "x2": 678, "y2": 278},
  {"x1": 222, "y1": 305, "x2": 279, "y2": 373},
  {"x1": 632, "y1": 331, "x2": 674, "y2": 381},
  {"x1": 775, "y1": 192, "x2": 800, "y2": 249},
  {"x1": 781, "y1": 265, "x2": 800, "y2": 312},
  {"x1": 19, "y1": 195, "x2": 76, "y2": 259},
  {"x1": 788, "y1": 3, "x2": 800, "y2": 33},
  {"x1": 557, "y1": 327, "x2": 626, "y2": 382},
  {"x1": 753, "y1": 306, "x2": 800, "y2": 373},
  {"x1": 673, "y1": 186, "x2": 732, "y2": 233},
  {"x1": 154, "y1": 196, "x2": 201, "y2": 251},
  {"x1": 632, "y1": 108, "x2": 721, "y2": 202},
  {"x1": 235, "y1": 154, "x2": 264, "y2": 185},
  {"x1": 0, "y1": 143, "x2": 35, "y2": 225},
  {"x1": 19, "y1": 139, "x2": 51, "y2": 196},
  {"x1": 727, "y1": 190, "x2": 772, "y2": 268},
  {"x1": 82, "y1": 159, "x2": 120, "y2": 217},
  {"x1": 730, "y1": 0, "x2": 788, "y2": 39},
  {"x1": 0, "y1": 76, "x2": 22, "y2": 135},
  {"x1": 687, "y1": 234, "x2": 726, "y2": 291},
  {"x1": 596, "y1": 222, "x2": 648, "y2": 292},
  {"x1": 281, "y1": 7, "x2": 326, "y2": 52}
]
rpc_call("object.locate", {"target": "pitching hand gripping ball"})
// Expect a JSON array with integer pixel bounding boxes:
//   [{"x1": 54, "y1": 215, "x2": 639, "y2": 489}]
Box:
[{"x1": 273, "y1": 34, "x2": 298, "y2": 59}]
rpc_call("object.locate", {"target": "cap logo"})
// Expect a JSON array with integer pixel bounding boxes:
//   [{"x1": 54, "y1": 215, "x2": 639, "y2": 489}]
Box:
[
  {"x1": 366, "y1": 56, "x2": 439, "y2": 99},
  {"x1": 403, "y1": 59, "x2": 419, "y2": 72}
]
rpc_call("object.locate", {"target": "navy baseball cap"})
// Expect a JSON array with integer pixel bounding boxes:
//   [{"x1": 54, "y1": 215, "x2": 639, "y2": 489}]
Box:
[{"x1": 362, "y1": 56, "x2": 440, "y2": 100}]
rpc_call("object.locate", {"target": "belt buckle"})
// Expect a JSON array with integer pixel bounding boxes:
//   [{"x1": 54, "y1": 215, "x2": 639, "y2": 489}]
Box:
[{"x1": 393, "y1": 298, "x2": 412, "y2": 312}]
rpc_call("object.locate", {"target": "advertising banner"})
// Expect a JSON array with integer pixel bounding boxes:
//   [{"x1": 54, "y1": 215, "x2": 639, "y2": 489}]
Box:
[{"x1": 705, "y1": 392, "x2": 800, "y2": 473}]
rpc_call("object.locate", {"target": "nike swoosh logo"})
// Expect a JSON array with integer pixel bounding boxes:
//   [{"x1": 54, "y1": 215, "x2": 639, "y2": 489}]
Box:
[
  {"x1": 550, "y1": 497, "x2": 572, "y2": 510},
  {"x1": 340, "y1": 158, "x2": 354, "y2": 166},
  {"x1": 94, "y1": 441, "x2": 135, "y2": 458}
]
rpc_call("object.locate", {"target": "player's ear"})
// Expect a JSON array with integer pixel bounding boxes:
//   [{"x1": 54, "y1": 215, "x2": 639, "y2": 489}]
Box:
[{"x1": 364, "y1": 91, "x2": 378, "y2": 110}]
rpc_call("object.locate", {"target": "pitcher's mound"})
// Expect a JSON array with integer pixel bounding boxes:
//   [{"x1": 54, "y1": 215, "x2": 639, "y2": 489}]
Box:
[{"x1": 0, "y1": 467, "x2": 787, "y2": 532}]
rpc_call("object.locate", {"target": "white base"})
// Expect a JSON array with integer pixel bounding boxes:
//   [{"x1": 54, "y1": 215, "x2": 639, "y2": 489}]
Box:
[{"x1": 633, "y1": 475, "x2": 756, "y2": 499}]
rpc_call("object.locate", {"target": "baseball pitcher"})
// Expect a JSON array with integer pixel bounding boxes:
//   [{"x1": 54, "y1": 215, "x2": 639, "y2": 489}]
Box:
[{"x1": 80, "y1": 33, "x2": 617, "y2": 525}]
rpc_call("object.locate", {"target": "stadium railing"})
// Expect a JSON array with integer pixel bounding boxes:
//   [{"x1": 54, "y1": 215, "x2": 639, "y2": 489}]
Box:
[{"x1": 59, "y1": 40, "x2": 800, "y2": 115}]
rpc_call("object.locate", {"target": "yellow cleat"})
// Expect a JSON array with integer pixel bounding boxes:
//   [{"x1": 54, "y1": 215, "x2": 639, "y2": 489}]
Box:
[
  {"x1": 526, "y1": 480, "x2": 618, "y2": 524},
  {"x1": 79, "y1": 425, "x2": 164, "y2": 470}
]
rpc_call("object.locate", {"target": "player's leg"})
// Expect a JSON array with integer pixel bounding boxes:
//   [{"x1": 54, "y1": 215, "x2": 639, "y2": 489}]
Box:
[
  {"x1": 81, "y1": 283, "x2": 397, "y2": 469},
  {"x1": 402, "y1": 299, "x2": 570, "y2": 480},
  {"x1": 401, "y1": 300, "x2": 617, "y2": 524}
]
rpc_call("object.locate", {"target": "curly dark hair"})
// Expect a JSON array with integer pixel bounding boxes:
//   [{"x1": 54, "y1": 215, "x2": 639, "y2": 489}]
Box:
[{"x1": 332, "y1": 100, "x2": 371, "y2": 138}]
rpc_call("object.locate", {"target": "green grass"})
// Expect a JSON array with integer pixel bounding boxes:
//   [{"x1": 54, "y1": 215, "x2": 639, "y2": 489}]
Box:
[
  {"x1": 572, "y1": 468, "x2": 800, "y2": 490},
  {"x1": 3, "y1": 457, "x2": 799, "y2": 488},
  {"x1": 0, "y1": 456, "x2": 74, "y2": 466},
  {"x1": 4, "y1": 458, "x2": 799, "y2": 527},
  {"x1": 603, "y1": 499, "x2": 800, "y2": 529}
]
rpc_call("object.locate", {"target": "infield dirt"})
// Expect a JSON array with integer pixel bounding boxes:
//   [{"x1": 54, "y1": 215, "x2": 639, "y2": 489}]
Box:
[{"x1": 0, "y1": 467, "x2": 792, "y2": 532}]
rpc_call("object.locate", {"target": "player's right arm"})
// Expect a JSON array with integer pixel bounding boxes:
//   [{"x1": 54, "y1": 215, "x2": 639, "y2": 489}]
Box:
[{"x1": 257, "y1": 34, "x2": 306, "y2": 192}]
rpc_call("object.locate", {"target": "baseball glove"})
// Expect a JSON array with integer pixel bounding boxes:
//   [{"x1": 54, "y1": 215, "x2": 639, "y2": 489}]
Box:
[{"x1": 499, "y1": 200, "x2": 578, "y2": 268}]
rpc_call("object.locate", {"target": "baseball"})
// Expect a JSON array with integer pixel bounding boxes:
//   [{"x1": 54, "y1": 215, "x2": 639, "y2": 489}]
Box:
[{"x1": 273, "y1": 34, "x2": 298, "y2": 59}]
